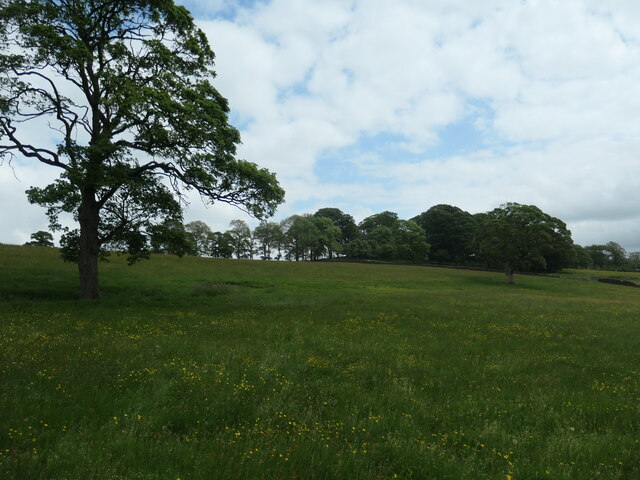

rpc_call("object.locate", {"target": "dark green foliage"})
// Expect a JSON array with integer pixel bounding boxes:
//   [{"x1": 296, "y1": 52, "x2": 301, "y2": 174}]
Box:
[
  {"x1": 605, "y1": 242, "x2": 627, "y2": 268},
  {"x1": 227, "y1": 219, "x2": 253, "y2": 259},
  {"x1": 394, "y1": 219, "x2": 430, "y2": 263},
  {"x1": 344, "y1": 237, "x2": 372, "y2": 259},
  {"x1": 354, "y1": 211, "x2": 429, "y2": 263},
  {"x1": 358, "y1": 210, "x2": 399, "y2": 235},
  {"x1": 280, "y1": 214, "x2": 343, "y2": 261},
  {"x1": 253, "y1": 221, "x2": 283, "y2": 260},
  {"x1": 583, "y1": 242, "x2": 628, "y2": 270},
  {"x1": 184, "y1": 220, "x2": 213, "y2": 256},
  {"x1": 208, "y1": 231, "x2": 234, "y2": 258},
  {"x1": 584, "y1": 245, "x2": 610, "y2": 269},
  {"x1": 149, "y1": 219, "x2": 196, "y2": 257},
  {"x1": 314, "y1": 207, "x2": 360, "y2": 245},
  {"x1": 412, "y1": 204, "x2": 475, "y2": 264},
  {"x1": 627, "y1": 251, "x2": 640, "y2": 271},
  {"x1": 310, "y1": 216, "x2": 342, "y2": 260},
  {"x1": 571, "y1": 244, "x2": 592, "y2": 269},
  {"x1": 477, "y1": 203, "x2": 575, "y2": 283},
  {"x1": 540, "y1": 220, "x2": 577, "y2": 272},
  {"x1": 281, "y1": 215, "x2": 318, "y2": 261},
  {"x1": 23, "y1": 230, "x2": 54, "y2": 247}
]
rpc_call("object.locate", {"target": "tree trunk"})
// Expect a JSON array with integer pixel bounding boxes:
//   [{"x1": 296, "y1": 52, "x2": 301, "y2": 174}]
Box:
[
  {"x1": 504, "y1": 263, "x2": 516, "y2": 285},
  {"x1": 78, "y1": 190, "x2": 102, "y2": 299}
]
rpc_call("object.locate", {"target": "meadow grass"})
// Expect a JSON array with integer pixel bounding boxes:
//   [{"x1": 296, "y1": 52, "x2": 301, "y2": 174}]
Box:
[{"x1": 1, "y1": 244, "x2": 638, "y2": 479}]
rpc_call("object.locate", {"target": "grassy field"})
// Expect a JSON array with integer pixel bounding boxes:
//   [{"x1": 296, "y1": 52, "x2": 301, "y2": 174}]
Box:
[{"x1": 1, "y1": 244, "x2": 638, "y2": 479}]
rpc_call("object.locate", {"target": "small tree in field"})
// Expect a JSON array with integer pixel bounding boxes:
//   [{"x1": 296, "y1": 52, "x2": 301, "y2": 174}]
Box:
[
  {"x1": 24, "y1": 230, "x2": 54, "y2": 247},
  {"x1": 0, "y1": 0, "x2": 284, "y2": 298}
]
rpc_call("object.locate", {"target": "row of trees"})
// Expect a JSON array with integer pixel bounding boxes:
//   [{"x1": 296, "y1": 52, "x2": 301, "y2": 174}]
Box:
[
  {"x1": 3, "y1": 1, "x2": 634, "y2": 295},
  {"x1": 149, "y1": 208, "x2": 429, "y2": 264},
  {"x1": 144, "y1": 203, "x2": 638, "y2": 283},
  {"x1": 577, "y1": 242, "x2": 640, "y2": 271},
  {"x1": 26, "y1": 202, "x2": 640, "y2": 283}
]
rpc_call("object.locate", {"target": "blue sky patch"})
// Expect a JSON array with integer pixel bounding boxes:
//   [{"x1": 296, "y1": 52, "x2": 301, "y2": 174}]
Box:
[
  {"x1": 181, "y1": 0, "x2": 268, "y2": 21},
  {"x1": 314, "y1": 100, "x2": 498, "y2": 184}
]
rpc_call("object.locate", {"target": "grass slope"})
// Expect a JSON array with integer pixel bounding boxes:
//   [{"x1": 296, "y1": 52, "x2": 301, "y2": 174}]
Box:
[{"x1": 1, "y1": 244, "x2": 639, "y2": 479}]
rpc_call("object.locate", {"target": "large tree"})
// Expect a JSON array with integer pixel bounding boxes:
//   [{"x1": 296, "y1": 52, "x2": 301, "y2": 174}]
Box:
[
  {"x1": 478, "y1": 203, "x2": 574, "y2": 284},
  {"x1": 603, "y1": 241, "x2": 627, "y2": 269},
  {"x1": 227, "y1": 219, "x2": 253, "y2": 259},
  {"x1": 208, "y1": 230, "x2": 234, "y2": 259},
  {"x1": 184, "y1": 220, "x2": 212, "y2": 257},
  {"x1": 627, "y1": 251, "x2": 640, "y2": 271},
  {"x1": 310, "y1": 215, "x2": 342, "y2": 260},
  {"x1": 282, "y1": 214, "x2": 319, "y2": 261},
  {"x1": 313, "y1": 207, "x2": 360, "y2": 247},
  {"x1": 572, "y1": 244, "x2": 593, "y2": 269},
  {"x1": 412, "y1": 204, "x2": 475, "y2": 264},
  {"x1": 358, "y1": 211, "x2": 399, "y2": 235},
  {"x1": 394, "y1": 219, "x2": 429, "y2": 263},
  {"x1": 0, "y1": 0, "x2": 284, "y2": 298},
  {"x1": 253, "y1": 220, "x2": 282, "y2": 260}
]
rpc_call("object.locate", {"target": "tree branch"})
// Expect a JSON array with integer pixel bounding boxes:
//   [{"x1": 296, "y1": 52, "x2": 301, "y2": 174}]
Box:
[{"x1": 0, "y1": 118, "x2": 68, "y2": 169}]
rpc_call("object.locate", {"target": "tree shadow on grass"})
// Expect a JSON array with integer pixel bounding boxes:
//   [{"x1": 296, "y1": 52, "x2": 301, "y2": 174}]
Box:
[{"x1": 0, "y1": 283, "x2": 79, "y2": 302}]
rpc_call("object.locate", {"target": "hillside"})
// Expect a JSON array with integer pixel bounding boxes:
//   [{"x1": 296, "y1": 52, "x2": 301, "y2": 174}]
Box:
[{"x1": 1, "y1": 244, "x2": 638, "y2": 479}]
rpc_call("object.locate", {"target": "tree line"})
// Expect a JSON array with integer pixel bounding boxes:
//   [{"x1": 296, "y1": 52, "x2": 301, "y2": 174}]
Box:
[
  {"x1": 129, "y1": 203, "x2": 635, "y2": 283},
  {"x1": 25, "y1": 202, "x2": 639, "y2": 283}
]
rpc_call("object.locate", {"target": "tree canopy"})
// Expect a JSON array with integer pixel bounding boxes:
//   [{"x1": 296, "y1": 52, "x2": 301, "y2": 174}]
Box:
[
  {"x1": 477, "y1": 203, "x2": 575, "y2": 284},
  {"x1": 133, "y1": 203, "x2": 640, "y2": 275},
  {"x1": 184, "y1": 220, "x2": 212, "y2": 257},
  {"x1": 227, "y1": 219, "x2": 253, "y2": 259},
  {"x1": 253, "y1": 221, "x2": 283, "y2": 260},
  {"x1": 349, "y1": 211, "x2": 428, "y2": 263},
  {"x1": 412, "y1": 204, "x2": 475, "y2": 264},
  {"x1": 583, "y1": 242, "x2": 627, "y2": 270},
  {"x1": 24, "y1": 230, "x2": 54, "y2": 247},
  {"x1": 148, "y1": 218, "x2": 194, "y2": 256},
  {"x1": 313, "y1": 208, "x2": 360, "y2": 246},
  {"x1": 0, "y1": 0, "x2": 284, "y2": 298}
]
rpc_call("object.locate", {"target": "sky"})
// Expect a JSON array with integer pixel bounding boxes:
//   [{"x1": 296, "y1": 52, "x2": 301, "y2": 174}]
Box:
[{"x1": 1, "y1": 0, "x2": 640, "y2": 251}]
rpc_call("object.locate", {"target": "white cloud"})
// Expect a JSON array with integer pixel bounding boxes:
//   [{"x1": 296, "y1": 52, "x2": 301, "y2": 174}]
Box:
[{"x1": 0, "y1": 160, "x2": 61, "y2": 244}]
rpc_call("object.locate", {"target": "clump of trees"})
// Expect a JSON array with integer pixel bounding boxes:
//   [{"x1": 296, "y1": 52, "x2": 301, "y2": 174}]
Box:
[
  {"x1": 159, "y1": 208, "x2": 428, "y2": 265},
  {"x1": 346, "y1": 211, "x2": 428, "y2": 263},
  {"x1": 161, "y1": 202, "x2": 637, "y2": 284},
  {"x1": 577, "y1": 242, "x2": 639, "y2": 271},
  {"x1": 19, "y1": 199, "x2": 639, "y2": 286},
  {"x1": 412, "y1": 204, "x2": 475, "y2": 264}
]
